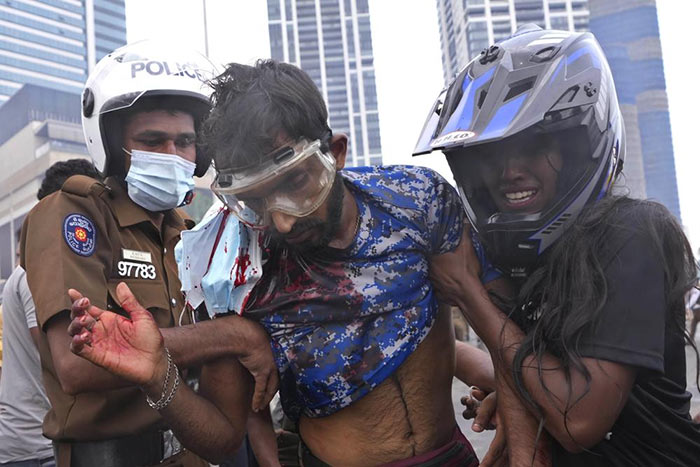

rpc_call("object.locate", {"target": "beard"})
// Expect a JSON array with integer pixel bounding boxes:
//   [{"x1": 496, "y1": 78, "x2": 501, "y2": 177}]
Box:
[{"x1": 272, "y1": 174, "x2": 345, "y2": 253}]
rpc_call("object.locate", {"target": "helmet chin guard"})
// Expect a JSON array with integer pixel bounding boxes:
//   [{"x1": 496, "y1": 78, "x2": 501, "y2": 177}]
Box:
[
  {"x1": 414, "y1": 25, "x2": 625, "y2": 278},
  {"x1": 81, "y1": 40, "x2": 219, "y2": 177}
]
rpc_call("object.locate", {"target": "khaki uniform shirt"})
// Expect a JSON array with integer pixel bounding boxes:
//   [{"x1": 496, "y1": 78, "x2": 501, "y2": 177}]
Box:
[{"x1": 20, "y1": 175, "x2": 199, "y2": 465}]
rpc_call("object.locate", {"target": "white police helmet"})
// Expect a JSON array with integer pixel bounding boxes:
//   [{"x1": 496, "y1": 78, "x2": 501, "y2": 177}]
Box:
[{"x1": 81, "y1": 40, "x2": 219, "y2": 177}]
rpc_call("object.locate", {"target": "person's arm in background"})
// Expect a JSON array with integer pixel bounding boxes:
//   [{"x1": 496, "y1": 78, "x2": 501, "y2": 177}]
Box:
[
  {"x1": 454, "y1": 339, "x2": 495, "y2": 392},
  {"x1": 247, "y1": 406, "x2": 281, "y2": 467}
]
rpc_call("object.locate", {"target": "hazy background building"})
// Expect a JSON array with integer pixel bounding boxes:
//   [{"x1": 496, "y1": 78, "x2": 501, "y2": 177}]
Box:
[
  {"x1": 0, "y1": 0, "x2": 127, "y2": 104},
  {"x1": 588, "y1": 0, "x2": 680, "y2": 220},
  {"x1": 0, "y1": 85, "x2": 88, "y2": 278},
  {"x1": 436, "y1": 0, "x2": 590, "y2": 84},
  {"x1": 266, "y1": 0, "x2": 382, "y2": 166}
]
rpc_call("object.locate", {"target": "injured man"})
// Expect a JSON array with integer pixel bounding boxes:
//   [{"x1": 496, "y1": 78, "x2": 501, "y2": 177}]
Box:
[{"x1": 67, "y1": 60, "x2": 500, "y2": 466}]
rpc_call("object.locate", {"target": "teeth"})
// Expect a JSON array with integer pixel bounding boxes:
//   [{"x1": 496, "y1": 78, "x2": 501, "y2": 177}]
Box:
[{"x1": 505, "y1": 190, "x2": 536, "y2": 201}]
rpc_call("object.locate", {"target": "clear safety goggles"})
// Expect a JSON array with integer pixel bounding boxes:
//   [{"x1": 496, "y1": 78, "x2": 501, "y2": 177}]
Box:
[{"x1": 211, "y1": 138, "x2": 336, "y2": 228}]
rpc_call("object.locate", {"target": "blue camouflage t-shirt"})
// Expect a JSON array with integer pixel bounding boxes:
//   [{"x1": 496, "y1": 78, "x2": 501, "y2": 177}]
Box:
[{"x1": 245, "y1": 165, "x2": 495, "y2": 420}]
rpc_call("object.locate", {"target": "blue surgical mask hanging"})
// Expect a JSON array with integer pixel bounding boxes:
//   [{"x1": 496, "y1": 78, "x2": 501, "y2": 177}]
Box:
[
  {"x1": 125, "y1": 149, "x2": 196, "y2": 211},
  {"x1": 175, "y1": 205, "x2": 263, "y2": 318}
]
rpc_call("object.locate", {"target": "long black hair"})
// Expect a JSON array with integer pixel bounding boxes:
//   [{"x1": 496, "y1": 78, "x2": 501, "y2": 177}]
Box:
[{"x1": 509, "y1": 195, "x2": 698, "y2": 434}]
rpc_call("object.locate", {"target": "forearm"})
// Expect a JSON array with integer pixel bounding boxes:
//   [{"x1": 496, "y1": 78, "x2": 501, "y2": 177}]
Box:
[
  {"x1": 143, "y1": 356, "x2": 248, "y2": 464},
  {"x1": 48, "y1": 313, "x2": 132, "y2": 394},
  {"x1": 247, "y1": 407, "x2": 281, "y2": 467},
  {"x1": 454, "y1": 340, "x2": 495, "y2": 391},
  {"x1": 144, "y1": 380, "x2": 245, "y2": 464},
  {"x1": 494, "y1": 364, "x2": 551, "y2": 467},
  {"x1": 163, "y1": 314, "x2": 263, "y2": 368},
  {"x1": 58, "y1": 357, "x2": 133, "y2": 394},
  {"x1": 458, "y1": 276, "x2": 627, "y2": 451}
]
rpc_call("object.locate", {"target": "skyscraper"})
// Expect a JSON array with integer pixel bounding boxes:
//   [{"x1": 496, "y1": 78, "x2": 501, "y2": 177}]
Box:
[
  {"x1": 0, "y1": 0, "x2": 127, "y2": 105},
  {"x1": 267, "y1": 0, "x2": 382, "y2": 166},
  {"x1": 436, "y1": 0, "x2": 589, "y2": 84},
  {"x1": 588, "y1": 0, "x2": 680, "y2": 220}
]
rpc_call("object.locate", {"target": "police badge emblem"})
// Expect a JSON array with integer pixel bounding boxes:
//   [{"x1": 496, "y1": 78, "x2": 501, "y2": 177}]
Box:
[{"x1": 63, "y1": 213, "x2": 97, "y2": 256}]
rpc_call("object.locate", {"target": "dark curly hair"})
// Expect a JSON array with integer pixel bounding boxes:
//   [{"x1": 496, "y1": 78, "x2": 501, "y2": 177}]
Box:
[
  {"x1": 37, "y1": 158, "x2": 102, "y2": 200},
  {"x1": 200, "y1": 60, "x2": 331, "y2": 172}
]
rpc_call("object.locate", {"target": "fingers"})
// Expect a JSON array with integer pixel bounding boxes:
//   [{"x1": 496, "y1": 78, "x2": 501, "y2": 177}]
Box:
[
  {"x1": 116, "y1": 282, "x2": 147, "y2": 317},
  {"x1": 474, "y1": 392, "x2": 498, "y2": 432},
  {"x1": 67, "y1": 314, "x2": 97, "y2": 337},
  {"x1": 472, "y1": 387, "x2": 488, "y2": 401},
  {"x1": 250, "y1": 366, "x2": 280, "y2": 412},
  {"x1": 68, "y1": 288, "x2": 84, "y2": 303},
  {"x1": 69, "y1": 289, "x2": 87, "y2": 319},
  {"x1": 264, "y1": 370, "x2": 280, "y2": 408},
  {"x1": 70, "y1": 330, "x2": 92, "y2": 356},
  {"x1": 461, "y1": 394, "x2": 479, "y2": 421},
  {"x1": 251, "y1": 372, "x2": 267, "y2": 412},
  {"x1": 69, "y1": 290, "x2": 106, "y2": 324}
]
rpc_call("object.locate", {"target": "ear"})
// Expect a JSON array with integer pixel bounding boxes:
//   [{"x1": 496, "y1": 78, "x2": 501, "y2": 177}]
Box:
[{"x1": 329, "y1": 133, "x2": 348, "y2": 170}]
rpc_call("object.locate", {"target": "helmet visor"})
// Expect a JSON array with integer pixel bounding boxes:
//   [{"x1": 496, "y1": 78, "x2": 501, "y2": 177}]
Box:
[
  {"x1": 447, "y1": 125, "x2": 597, "y2": 229},
  {"x1": 413, "y1": 88, "x2": 447, "y2": 155},
  {"x1": 212, "y1": 138, "x2": 336, "y2": 227}
]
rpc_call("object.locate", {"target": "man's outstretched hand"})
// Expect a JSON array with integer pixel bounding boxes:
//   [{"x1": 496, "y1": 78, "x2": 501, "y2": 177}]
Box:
[{"x1": 68, "y1": 283, "x2": 166, "y2": 387}]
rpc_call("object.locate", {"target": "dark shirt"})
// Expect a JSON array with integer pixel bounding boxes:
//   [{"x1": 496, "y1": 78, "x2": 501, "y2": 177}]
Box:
[{"x1": 521, "y1": 201, "x2": 700, "y2": 466}]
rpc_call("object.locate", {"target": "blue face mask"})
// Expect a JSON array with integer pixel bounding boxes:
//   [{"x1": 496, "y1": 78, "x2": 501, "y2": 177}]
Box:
[{"x1": 125, "y1": 150, "x2": 196, "y2": 211}]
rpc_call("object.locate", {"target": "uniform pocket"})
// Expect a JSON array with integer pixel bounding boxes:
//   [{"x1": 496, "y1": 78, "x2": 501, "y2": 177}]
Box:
[{"x1": 106, "y1": 278, "x2": 173, "y2": 326}]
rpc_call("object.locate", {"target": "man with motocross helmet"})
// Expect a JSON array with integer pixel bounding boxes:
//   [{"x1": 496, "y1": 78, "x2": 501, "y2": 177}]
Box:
[
  {"x1": 18, "y1": 41, "x2": 272, "y2": 467},
  {"x1": 418, "y1": 24, "x2": 700, "y2": 465}
]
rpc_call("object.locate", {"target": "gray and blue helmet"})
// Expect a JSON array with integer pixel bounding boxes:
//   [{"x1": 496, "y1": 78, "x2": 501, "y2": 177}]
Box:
[{"x1": 414, "y1": 24, "x2": 625, "y2": 279}]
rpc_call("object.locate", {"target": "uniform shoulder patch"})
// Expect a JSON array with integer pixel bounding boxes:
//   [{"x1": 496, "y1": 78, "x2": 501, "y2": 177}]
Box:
[{"x1": 63, "y1": 213, "x2": 97, "y2": 256}]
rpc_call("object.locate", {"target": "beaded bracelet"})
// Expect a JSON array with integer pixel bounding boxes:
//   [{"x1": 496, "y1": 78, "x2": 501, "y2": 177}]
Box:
[{"x1": 146, "y1": 348, "x2": 181, "y2": 411}]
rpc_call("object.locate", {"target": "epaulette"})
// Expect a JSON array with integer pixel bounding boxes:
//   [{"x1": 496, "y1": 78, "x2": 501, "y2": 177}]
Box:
[
  {"x1": 61, "y1": 175, "x2": 108, "y2": 198},
  {"x1": 175, "y1": 207, "x2": 196, "y2": 229}
]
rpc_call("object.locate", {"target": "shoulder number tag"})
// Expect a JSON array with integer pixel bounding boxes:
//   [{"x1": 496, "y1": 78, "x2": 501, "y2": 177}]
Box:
[{"x1": 118, "y1": 261, "x2": 156, "y2": 280}]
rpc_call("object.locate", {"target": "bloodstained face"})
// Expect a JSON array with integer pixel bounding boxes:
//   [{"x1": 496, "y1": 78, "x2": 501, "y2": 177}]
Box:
[{"x1": 478, "y1": 133, "x2": 563, "y2": 214}]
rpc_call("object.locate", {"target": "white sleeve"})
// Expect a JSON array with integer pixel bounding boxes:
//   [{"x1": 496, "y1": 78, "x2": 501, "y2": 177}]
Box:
[{"x1": 18, "y1": 269, "x2": 38, "y2": 329}]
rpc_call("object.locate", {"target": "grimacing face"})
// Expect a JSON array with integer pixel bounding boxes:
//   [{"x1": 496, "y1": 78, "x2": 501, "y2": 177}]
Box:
[
  {"x1": 478, "y1": 133, "x2": 563, "y2": 215},
  {"x1": 234, "y1": 133, "x2": 349, "y2": 251}
]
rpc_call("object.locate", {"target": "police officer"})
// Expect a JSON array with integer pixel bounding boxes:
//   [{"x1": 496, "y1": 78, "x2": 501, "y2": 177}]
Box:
[{"x1": 19, "y1": 41, "x2": 216, "y2": 467}]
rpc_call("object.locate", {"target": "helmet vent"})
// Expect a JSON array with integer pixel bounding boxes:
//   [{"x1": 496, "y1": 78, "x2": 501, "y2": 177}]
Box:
[
  {"x1": 504, "y1": 78, "x2": 535, "y2": 102},
  {"x1": 540, "y1": 213, "x2": 572, "y2": 235},
  {"x1": 477, "y1": 89, "x2": 488, "y2": 109},
  {"x1": 553, "y1": 86, "x2": 580, "y2": 107},
  {"x1": 531, "y1": 46, "x2": 560, "y2": 63}
]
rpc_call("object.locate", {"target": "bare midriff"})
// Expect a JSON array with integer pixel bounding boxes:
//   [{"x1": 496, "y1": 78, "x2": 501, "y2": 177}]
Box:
[{"x1": 299, "y1": 304, "x2": 458, "y2": 466}]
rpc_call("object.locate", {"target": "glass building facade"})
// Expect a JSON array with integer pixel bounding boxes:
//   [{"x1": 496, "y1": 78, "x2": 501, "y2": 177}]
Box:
[
  {"x1": 0, "y1": 0, "x2": 126, "y2": 104},
  {"x1": 267, "y1": 0, "x2": 382, "y2": 166},
  {"x1": 589, "y1": 0, "x2": 680, "y2": 220},
  {"x1": 436, "y1": 0, "x2": 589, "y2": 84}
]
